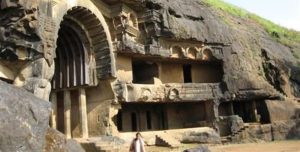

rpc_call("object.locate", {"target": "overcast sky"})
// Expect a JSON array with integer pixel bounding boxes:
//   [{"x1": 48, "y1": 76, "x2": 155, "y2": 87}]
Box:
[{"x1": 223, "y1": 0, "x2": 300, "y2": 31}]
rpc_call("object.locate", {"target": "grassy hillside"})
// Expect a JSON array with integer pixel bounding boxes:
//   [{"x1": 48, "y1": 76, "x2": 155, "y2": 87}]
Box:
[{"x1": 203, "y1": 0, "x2": 300, "y2": 48}]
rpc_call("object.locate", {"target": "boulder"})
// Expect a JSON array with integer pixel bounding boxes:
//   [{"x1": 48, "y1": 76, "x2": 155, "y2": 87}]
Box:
[
  {"x1": 181, "y1": 129, "x2": 221, "y2": 144},
  {"x1": 0, "y1": 80, "x2": 50, "y2": 152},
  {"x1": 218, "y1": 115, "x2": 244, "y2": 137},
  {"x1": 271, "y1": 120, "x2": 300, "y2": 140},
  {"x1": 0, "y1": 81, "x2": 85, "y2": 152},
  {"x1": 44, "y1": 128, "x2": 85, "y2": 152},
  {"x1": 246, "y1": 124, "x2": 272, "y2": 142}
]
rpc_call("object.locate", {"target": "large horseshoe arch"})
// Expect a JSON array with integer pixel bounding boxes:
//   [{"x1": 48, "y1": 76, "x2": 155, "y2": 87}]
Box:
[
  {"x1": 52, "y1": 0, "x2": 116, "y2": 86},
  {"x1": 49, "y1": 0, "x2": 116, "y2": 138}
]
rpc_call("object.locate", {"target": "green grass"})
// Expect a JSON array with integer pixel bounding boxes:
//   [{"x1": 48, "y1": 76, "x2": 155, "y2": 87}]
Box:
[{"x1": 203, "y1": 0, "x2": 300, "y2": 47}]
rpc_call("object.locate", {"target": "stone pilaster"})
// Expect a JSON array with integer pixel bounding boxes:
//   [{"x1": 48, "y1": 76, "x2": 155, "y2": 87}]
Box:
[
  {"x1": 79, "y1": 88, "x2": 89, "y2": 138},
  {"x1": 50, "y1": 92, "x2": 57, "y2": 129},
  {"x1": 64, "y1": 90, "x2": 72, "y2": 139}
]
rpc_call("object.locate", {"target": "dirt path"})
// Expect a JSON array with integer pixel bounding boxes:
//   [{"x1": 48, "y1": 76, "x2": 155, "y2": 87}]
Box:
[
  {"x1": 144, "y1": 140, "x2": 300, "y2": 152},
  {"x1": 209, "y1": 140, "x2": 300, "y2": 152}
]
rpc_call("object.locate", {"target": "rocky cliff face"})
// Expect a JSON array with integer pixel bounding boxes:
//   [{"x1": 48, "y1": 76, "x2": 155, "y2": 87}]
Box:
[
  {"x1": 134, "y1": 0, "x2": 300, "y2": 140},
  {"x1": 0, "y1": 81, "x2": 84, "y2": 152},
  {"x1": 142, "y1": 0, "x2": 300, "y2": 100},
  {"x1": 2, "y1": 0, "x2": 299, "y2": 100},
  {"x1": 0, "y1": 0, "x2": 299, "y2": 150},
  {"x1": 1, "y1": 0, "x2": 299, "y2": 104}
]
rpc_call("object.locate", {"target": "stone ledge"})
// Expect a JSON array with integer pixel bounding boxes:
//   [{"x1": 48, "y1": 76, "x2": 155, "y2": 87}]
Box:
[{"x1": 117, "y1": 83, "x2": 223, "y2": 102}]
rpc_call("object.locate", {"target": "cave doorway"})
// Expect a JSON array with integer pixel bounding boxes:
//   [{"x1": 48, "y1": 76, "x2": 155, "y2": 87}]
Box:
[
  {"x1": 219, "y1": 102, "x2": 234, "y2": 116},
  {"x1": 50, "y1": 6, "x2": 113, "y2": 139},
  {"x1": 255, "y1": 101, "x2": 271, "y2": 124},
  {"x1": 233, "y1": 101, "x2": 256, "y2": 123}
]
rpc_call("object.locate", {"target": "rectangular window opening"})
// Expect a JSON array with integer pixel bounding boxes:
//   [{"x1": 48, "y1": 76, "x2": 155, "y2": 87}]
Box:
[
  {"x1": 183, "y1": 64, "x2": 192, "y2": 83},
  {"x1": 132, "y1": 60, "x2": 159, "y2": 84}
]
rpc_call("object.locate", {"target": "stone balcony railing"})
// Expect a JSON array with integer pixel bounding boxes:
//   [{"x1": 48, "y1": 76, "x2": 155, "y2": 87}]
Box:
[{"x1": 117, "y1": 83, "x2": 223, "y2": 102}]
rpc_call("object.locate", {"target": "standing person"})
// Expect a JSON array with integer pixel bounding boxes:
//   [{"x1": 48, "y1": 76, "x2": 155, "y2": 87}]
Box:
[{"x1": 129, "y1": 132, "x2": 146, "y2": 152}]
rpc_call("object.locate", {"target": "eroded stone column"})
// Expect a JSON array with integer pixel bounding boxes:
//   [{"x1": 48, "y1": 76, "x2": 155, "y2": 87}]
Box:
[
  {"x1": 110, "y1": 104, "x2": 122, "y2": 135},
  {"x1": 64, "y1": 90, "x2": 72, "y2": 139},
  {"x1": 79, "y1": 88, "x2": 89, "y2": 138},
  {"x1": 213, "y1": 100, "x2": 220, "y2": 134},
  {"x1": 230, "y1": 102, "x2": 234, "y2": 115},
  {"x1": 50, "y1": 92, "x2": 57, "y2": 129}
]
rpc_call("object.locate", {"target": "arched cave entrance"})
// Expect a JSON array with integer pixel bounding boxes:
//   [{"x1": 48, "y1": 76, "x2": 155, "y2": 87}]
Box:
[{"x1": 50, "y1": 6, "x2": 113, "y2": 139}]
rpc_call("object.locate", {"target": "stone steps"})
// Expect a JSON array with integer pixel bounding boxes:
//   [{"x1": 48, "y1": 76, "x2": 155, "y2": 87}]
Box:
[
  {"x1": 95, "y1": 142, "x2": 121, "y2": 152},
  {"x1": 221, "y1": 124, "x2": 252, "y2": 144},
  {"x1": 156, "y1": 133, "x2": 180, "y2": 148},
  {"x1": 78, "y1": 136, "x2": 125, "y2": 152},
  {"x1": 221, "y1": 136, "x2": 231, "y2": 144}
]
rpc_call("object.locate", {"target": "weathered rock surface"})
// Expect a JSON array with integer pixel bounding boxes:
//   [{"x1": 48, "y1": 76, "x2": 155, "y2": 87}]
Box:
[
  {"x1": 44, "y1": 128, "x2": 85, "y2": 152},
  {"x1": 0, "y1": 0, "x2": 55, "y2": 101},
  {"x1": 272, "y1": 120, "x2": 300, "y2": 140},
  {"x1": 266, "y1": 100, "x2": 299, "y2": 122},
  {"x1": 141, "y1": 0, "x2": 300, "y2": 100},
  {"x1": 139, "y1": 0, "x2": 300, "y2": 141},
  {"x1": 0, "y1": 80, "x2": 50, "y2": 152},
  {"x1": 246, "y1": 124, "x2": 273, "y2": 142},
  {"x1": 229, "y1": 116, "x2": 244, "y2": 134},
  {"x1": 0, "y1": 0, "x2": 300, "y2": 149},
  {"x1": 218, "y1": 115, "x2": 244, "y2": 137},
  {"x1": 181, "y1": 129, "x2": 221, "y2": 144},
  {"x1": 0, "y1": 81, "x2": 84, "y2": 152}
]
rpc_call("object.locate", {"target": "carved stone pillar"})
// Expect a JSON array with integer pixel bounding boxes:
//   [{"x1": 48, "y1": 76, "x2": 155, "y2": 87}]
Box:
[
  {"x1": 230, "y1": 102, "x2": 234, "y2": 115},
  {"x1": 50, "y1": 92, "x2": 57, "y2": 129},
  {"x1": 213, "y1": 100, "x2": 220, "y2": 134},
  {"x1": 64, "y1": 90, "x2": 72, "y2": 139},
  {"x1": 79, "y1": 88, "x2": 89, "y2": 138}
]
